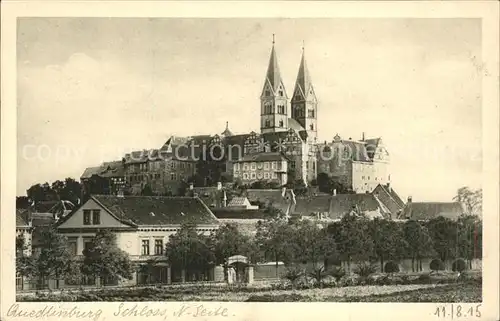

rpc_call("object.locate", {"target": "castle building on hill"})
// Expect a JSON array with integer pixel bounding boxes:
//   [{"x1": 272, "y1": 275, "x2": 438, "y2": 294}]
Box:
[{"x1": 80, "y1": 38, "x2": 391, "y2": 196}]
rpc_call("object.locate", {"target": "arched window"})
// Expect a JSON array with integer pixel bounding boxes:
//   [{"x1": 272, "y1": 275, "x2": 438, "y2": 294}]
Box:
[
  {"x1": 265, "y1": 120, "x2": 271, "y2": 128},
  {"x1": 279, "y1": 120, "x2": 284, "y2": 127},
  {"x1": 310, "y1": 124, "x2": 314, "y2": 130}
]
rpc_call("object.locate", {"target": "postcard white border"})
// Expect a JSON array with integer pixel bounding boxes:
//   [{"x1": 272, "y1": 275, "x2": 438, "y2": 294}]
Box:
[{"x1": 1, "y1": 1, "x2": 499, "y2": 321}]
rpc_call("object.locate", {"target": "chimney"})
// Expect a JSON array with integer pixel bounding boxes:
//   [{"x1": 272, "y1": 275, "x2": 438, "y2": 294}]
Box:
[
  {"x1": 386, "y1": 182, "x2": 392, "y2": 192},
  {"x1": 407, "y1": 196, "x2": 412, "y2": 203},
  {"x1": 362, "y1": 132, "x2": 365, "y2": 141},
  {"x1": 281, "y1": 187, "x2": 286, "y2": 198},
  {"x1": 333, "y1": 189, "x2": 337, "y2": 196},
  {"x1": 217, "y1": 182, "x2": 222, "y2": 190}
]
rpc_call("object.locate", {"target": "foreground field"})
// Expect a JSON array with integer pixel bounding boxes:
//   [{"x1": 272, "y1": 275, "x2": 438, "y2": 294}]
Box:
[{"x1": 19, "y1": 280, "x2": 481, "y2": 302}]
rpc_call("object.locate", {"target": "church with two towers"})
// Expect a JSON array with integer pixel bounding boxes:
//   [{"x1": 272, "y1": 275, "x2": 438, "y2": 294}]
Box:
[{"x1": 114, "y1": 38, "x2": 390, "y2": 195}]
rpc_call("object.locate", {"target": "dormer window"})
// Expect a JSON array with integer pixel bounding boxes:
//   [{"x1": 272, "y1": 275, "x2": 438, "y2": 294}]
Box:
[{"x1": 279, "y1": 90, "x2": 283, "y2": 96}]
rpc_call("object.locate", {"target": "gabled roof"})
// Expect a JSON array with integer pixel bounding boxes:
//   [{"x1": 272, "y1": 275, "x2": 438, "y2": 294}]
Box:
[
  {"x1": 372, "y1": 184, "x2": 405, "y2": 218},
  {"x1": 402, "y1": 202, "x2": 464, "y2": 221},
  {"x1": 292, "y1": 195, "x2": 331, "y2": 215},
  {"x1": 288, "y1": 118, "x2": 305, "y2": 132},
  {"x1": 244, "y1": 189, "x2": 292, "y2": 214},
  {"x1": 82, "y1": 160, "x2": 125, "y2": 179},
  {"x1": 329, "y1": 193, "x2": 388, "y2": 220},
  {"x1": 88, "y1": 195, "x2": 220, "y2": 226},
  {"x1": 16, "y1": 209, "x2": 30, "y2": 228}
]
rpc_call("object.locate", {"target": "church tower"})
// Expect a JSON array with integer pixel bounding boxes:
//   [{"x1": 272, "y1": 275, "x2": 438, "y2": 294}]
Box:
[
  {"x1": 260, "y1": 36, "x2": 289, "y2": 134},
  {"x1": 291, "y1": 44, "x2": 318, "y2": 142}
]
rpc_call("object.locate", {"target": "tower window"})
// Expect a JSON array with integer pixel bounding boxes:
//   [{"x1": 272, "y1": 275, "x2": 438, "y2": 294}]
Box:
[
  {"x1": 310, "y1": 124, "x2": 314, "y2": 130},
  {"x1": 265, "y1": 120, "x2": 271, "y2": 128},
  {"x1": 279, "y1": 120, "x2": 284, "y2": 127},
  {"x1": 308, "y1": 109, "x2": 315, "y2": 118},
  {"x1": 265, "y1": 90, "x2": 270, "y2": 96},
  {"x1": 279, "y1": 90, "x2": 283, "y2": 96}
]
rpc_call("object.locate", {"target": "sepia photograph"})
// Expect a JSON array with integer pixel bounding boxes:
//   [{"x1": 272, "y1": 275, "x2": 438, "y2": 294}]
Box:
[{"x1": 1, "y1": 2, "x2": 498, "y2": 318}]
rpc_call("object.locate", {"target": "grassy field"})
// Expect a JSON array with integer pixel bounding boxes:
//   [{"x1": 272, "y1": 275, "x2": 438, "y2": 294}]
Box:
[{"x1": 19, "y1": 280, "x2": 481, "y2": 302}]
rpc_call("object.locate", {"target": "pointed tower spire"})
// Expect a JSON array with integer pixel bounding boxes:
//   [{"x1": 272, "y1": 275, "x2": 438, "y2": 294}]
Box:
[
  {"x1": 221, "y1": 121, "x2": 233, "y2": 137},
  {"x1": 260, "y1": 35, "x2": 288, "y2": 134},
  {"x1": 291, "y1": 44, "x2": 318, "y2": 141}
]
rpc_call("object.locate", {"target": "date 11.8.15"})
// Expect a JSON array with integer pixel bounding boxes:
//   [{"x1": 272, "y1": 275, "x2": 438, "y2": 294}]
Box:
[{"x1": 434, "y1": 304, "x2": 482, "y2": 319}]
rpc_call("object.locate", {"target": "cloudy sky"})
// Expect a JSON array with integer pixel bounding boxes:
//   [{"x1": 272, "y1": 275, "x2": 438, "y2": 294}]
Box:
[{"x1": 17, "y1": 18, "x2": 482, "y2": 201}]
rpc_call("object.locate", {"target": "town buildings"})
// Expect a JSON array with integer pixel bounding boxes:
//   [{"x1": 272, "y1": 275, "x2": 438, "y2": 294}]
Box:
[
  {"x1": 80, "y1": 39, "x2": 387, "y2": 195},
  {"x1": 55, "y1": 195, "x2": 221, "y2": 285}
]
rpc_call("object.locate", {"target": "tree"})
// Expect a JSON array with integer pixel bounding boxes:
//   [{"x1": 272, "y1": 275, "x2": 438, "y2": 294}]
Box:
[
  {"x1": 210, "y1": 223, "x2": 256, "y2": 265},
  {"x1": 316, "y1": 173, "x2": 352, "y2": 194},
  {"x1": 165, "y1": 224, "x2": 215, "y2": 276},
  {"x1": 291, "y1": 220, "x2": 337, "y2": 286},
  {"x1": 326, "y1": 212, "x2": 373, "y2": 273},
  {"x1": 35, "y1": 228, "x2": 79, "y2": 289},
  {"x1": 82, "y1": 230, "x2": 133, "y2": 286},
  {"x1": 255, "y1": 218, "x2": 296, "y2": 277},
  {"x1": 27, "y1": 182, "x2": 57, "y2": 203},
  {"x1": 16, "y1": 234, "x2": 35, "y2": 279},
  {"x1": 426, "y1": 217, "x2": 459, "y2": 265},
  {"x1": 16, "y1": 197, "x2": 31, "y2": 209},
  {"x1": 453, "y1": 187, "x2": 482, "y2": 216},
  {"x1": 457, "y1": 215, "x2": 482, "y2": 268},
  {"x1": 403, "y1": 220, "x2": 435, "y2": 272},
  {"x1": 369, "y1": 218, "x2": 407, "y2": 272}
]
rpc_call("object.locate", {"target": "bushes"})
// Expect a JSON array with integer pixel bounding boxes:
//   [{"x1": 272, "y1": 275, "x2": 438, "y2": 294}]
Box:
[
  {"x1": 384, "y1": 261, "x2": 400, "y2": 274},
  {"x1": 429, "y1": 259, "x2": 445, "y2": 272},
  {"x1": 354, "y1": 263, "x2": 378, "y2": 278},
  {"x1": 452, "y1": 259, "x2": 467, "y2": 272}
]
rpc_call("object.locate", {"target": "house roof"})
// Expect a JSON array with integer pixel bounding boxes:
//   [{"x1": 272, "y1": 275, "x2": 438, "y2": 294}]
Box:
[
  {"x1": 218, "y1": 219, "x2": 260, "y2": 236},
  {"x1": 81, "y1": 161, "x2": 125, "y2": 179},
  {"x1": 372, "y1": 184, "x2": 405, "y2": 217},
  {"x1": 288, "y1": 118, "x2": 305, "y2": 131},
  {"x1": 402, "y1": 202, "x2": 464, "y2": 221},
  {"x1": 291, "y1": 193, "x2": 390, "y2": 220},
  {"x1": 88, "y1": 195, "x2": 220, "y2": 226},
  {"x1": 16, "y1": 209, "x2": 30, "y2": 227},
  {"x1": 235, "y1": 152, "x2": 288, "y2": 163},
  {"x1": 244, "y1": 189, "x2": 292, "y2": 214},
  {"x1": 212, "y1": 209, "x2": 270, "y2": 220}
]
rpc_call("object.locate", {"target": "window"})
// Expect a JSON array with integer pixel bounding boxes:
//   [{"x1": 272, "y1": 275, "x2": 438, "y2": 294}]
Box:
[
  {"x1": 83, "y1": 210, "x2": 91, "y2": 225},
  {"x1": 265, "y1": 90, "x2": 270, "y2": 96},
  {"x1": 272, "y1": 162, "x2": 277, "y2": 169},
  {"x1": 92, "y1": 210, "x2": 101, "y2": 225},
  {"x1": 170, "y1": 173, "x2": 177, "y2": 181},
  {"x1": 83, "y1": 240, "x2": 93, "y2": 253},
  {"x1": 243, "y1": 163, "x2": 249, "y2": 171},
  {"x1": 310, "y1": 124, "x2": 314, "y2": 130},
  {"x1": 251, "y1": 163, "x2": 256, "y2": 170},
  {"x1": 141, "y1": 240, "x2": 150, "y2": 255},
  {"x1": 250, "y1": 172, "x2": 256, "y2": 179},
  {"x1": 279, "y1": 90, "x2": 283, "y2": 96},
  {"x1": 264, "y1": 162, "x2": 269, "y2": 169},
  {"x1": 362, "y1": 176, "x2": 365, "y2": 180},
  {"x1": 290, "y1": 161, "x2": 296, "y2": 169},
  {"x1": 273, "y1": 172, "x2": 278, "y2": 179},
  {"x1": 234, "y1": 171, "x2": 239, "y2": 177},
  {"x1": 154, "y1": 239, "x2": 163, "y2": 255},
  {"x1": 265, "y1": 120, "x2": 271, "y2": 127},
  {"x1": 243, "y1": 173, "x2": 249, "y2": 179},
  {"x1": 312, "y1": 162, "x2": 315, "y2": 171},
  {"x1": 308, "y1": 109, "x2": 315, "y2": 118},
  {"x1": 264, "y1": 172, "x2": 270, "y2": 179},
  {"x1": 279, "y1": 120, "x2": 284, "y2": 127}
]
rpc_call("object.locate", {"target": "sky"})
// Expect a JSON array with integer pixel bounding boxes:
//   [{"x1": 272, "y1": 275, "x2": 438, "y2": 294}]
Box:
[{"x1": 17, "y1": 18, "x2": 482, "y2": 201}]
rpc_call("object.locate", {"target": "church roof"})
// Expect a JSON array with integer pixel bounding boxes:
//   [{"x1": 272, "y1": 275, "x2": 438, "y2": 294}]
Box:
[
  {"x1": 293, "y1": 49, "x2": 315, "y2": 100},
  {"x1": 265, "y1": 44, "x2": 284, "y2": 93}
]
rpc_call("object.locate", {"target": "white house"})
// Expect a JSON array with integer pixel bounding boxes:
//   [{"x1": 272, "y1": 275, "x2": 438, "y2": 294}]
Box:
[{"x1": 56, "y1": 195, "x2": 221, "y2": 286}]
